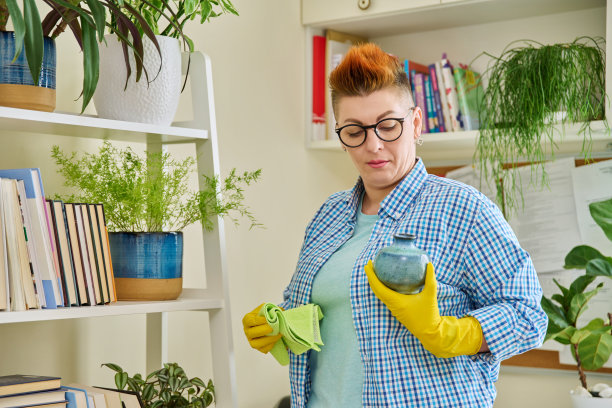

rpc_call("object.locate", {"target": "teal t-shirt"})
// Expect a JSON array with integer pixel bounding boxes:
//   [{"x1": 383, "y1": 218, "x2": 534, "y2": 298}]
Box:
[{"x1": 307, "y1": 202, "x2": 378, "y2": 407}]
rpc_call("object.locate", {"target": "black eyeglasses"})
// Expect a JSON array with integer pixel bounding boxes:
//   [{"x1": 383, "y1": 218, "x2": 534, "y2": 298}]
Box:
[{"x1": 335, "y1": 107, "x2": 416, "y2": 148}]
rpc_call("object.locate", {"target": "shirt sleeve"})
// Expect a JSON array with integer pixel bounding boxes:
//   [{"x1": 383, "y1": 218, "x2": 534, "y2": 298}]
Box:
[{"x1": 462, "y1": 199, "x2": 548, "y2": 364}]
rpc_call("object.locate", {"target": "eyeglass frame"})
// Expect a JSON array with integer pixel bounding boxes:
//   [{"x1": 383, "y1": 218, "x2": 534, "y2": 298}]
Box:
[{"x1": 334, "y1": 107, "x2": 417, "y2": 148}]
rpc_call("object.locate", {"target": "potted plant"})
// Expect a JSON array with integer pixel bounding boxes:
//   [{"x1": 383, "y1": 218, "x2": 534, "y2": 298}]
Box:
[
  {"x1": 51, "y1": 140, "x2": 261, "y2": 300},
  {"x1": 541, "y1": 197, "x2": 612, "y2": 407},
  {"x1": 475, "y1": 36, "x2": 607, "y2": 216},
  {"x1": 102, "y1": 362, "x2": 215, "y2": 407},
  {"x1": 93, "y1": 0, "x2": 238, "y2": 125},
  {"x1": 0, "y1": 0, "x2": 160, "y2": 112}
]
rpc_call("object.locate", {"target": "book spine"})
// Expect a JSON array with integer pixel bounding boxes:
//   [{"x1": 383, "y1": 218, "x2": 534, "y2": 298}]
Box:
[
  {"x1": 442, "y1": 60, "x2": 463, "y2": 132},
  {"x1": 429, "y1": 64, "x2": 446, "y2": 132},
  {"x1": 435, "y1": 60, "x2": 452, "y2": 132},
  {"x1": 412, "y1": 72, "x2": 429, "y2": 133},
  {"x1": 424, "y1": 75, "x2": 438, "y2": 133}
]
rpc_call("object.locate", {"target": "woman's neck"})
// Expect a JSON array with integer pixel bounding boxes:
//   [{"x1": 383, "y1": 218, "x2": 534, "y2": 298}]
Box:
[{"x1": 361, "y1": 187, "x2": 391, "y2": 215}]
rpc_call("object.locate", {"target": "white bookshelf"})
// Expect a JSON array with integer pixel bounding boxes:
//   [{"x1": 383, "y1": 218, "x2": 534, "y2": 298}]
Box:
[
  {"x1": 304, "y1": 0, "x2": 612, "y2": 166},
  {"x1": 0, "y1": 52, "x2": 237, "y2": 407}
]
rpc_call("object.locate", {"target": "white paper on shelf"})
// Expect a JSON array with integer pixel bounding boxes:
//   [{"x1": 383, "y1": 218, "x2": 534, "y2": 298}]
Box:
[{"x1": 506, "y1": 158, "x2": 582, "y2": 274}]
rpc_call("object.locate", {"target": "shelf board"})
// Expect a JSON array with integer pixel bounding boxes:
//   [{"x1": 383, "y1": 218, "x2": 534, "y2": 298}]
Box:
[
  {"x1": 307, "y1": 121, "x2": 612, "y2": 166},
  {"x1": 0, "y1": 106, "x2": 207, "y2": 143},
  {"x1": 0, "y1": 289, "x2": 223, "y2": 324},
  {"x1": 308, "y1": 0, "x2": 605, "y2": 38}
]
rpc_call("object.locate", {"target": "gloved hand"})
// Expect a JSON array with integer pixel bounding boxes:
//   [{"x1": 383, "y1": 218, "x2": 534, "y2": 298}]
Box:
[
  {"x1": 365, "y1": 261, "x2": 483, "y2": 358},
  {"x1": 242, "y1": 303, "x2": 283, "y2": 354}
]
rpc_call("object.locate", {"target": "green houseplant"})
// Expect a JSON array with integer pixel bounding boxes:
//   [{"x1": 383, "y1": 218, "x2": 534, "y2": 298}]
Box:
[
  {"x1": 0, "y1": 0, "x2": 160, "y2": 112},
  {"x1": 541, "y1": 197, "x2": 612, "y2": 402},
  {"x1": 103, "y1": 362, "x2": 214, "y2": 407},
  {"x1": 475, "y1": 37, "x2": 608, "y2": 216},
  {"x1": 51, "y1": 141, "x2": 261, "y2": 300}
]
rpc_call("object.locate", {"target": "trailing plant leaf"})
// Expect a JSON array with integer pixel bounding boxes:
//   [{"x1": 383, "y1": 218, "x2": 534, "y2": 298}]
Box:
[
  {"x1": 51, "y1": 141, "x2": 262, "y2": 232},
  {"x1": 475, "y1": 37, "x2": 608, "y2": 216}
]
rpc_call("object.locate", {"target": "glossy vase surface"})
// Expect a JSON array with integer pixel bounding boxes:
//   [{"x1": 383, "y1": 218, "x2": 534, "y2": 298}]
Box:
[
  {"x1": 373, "y1": 233, "x2": 430, "y2": 294},
  {"x1": 0, "y1": 31, "x2": 56, "y2": 111},
  {"x1": 109, "y1": 232, "x2": 183, "y2": 300}
]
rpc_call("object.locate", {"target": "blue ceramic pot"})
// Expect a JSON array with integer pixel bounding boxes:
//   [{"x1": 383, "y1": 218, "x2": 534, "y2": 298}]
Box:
[
  {"x1": 0, "y1": 31, "x2": 57, "y2": 111},
  {"x1": 373, "y1": 233, "x2": 430, "y2": 294},
  {"x1": 109, "y1": 232, "x2": 183, "y2": 300}
]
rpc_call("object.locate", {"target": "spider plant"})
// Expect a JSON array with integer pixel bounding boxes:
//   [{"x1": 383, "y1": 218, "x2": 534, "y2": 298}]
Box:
[
  {"x1": 475, "y1": 36, "x2": 608, "y2": 216},
  {"x1": 0, "y1": 0, "x2": 160, "y2": 112}
]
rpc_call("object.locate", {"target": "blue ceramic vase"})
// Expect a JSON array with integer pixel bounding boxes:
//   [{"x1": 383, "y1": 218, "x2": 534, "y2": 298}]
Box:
[
  {"x1": 373, "y1": 233, "x2": 430, "y2": 294},
  {"x1": 109, "y1": 232, "x2": 183, "y2": 301}
]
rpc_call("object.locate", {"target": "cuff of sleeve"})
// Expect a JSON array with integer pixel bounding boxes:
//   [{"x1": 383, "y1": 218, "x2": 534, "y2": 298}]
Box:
[{"x1": 466, "y1": 303, "x2": 518, "y2": 364}]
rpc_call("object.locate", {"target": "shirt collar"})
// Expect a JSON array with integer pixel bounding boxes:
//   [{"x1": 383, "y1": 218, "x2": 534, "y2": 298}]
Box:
[{"x1": 346, "y1": 158, "x2": 427, "y2": 222}]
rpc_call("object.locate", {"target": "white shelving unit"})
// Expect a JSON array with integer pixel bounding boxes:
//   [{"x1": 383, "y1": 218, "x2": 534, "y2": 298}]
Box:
[
  {"x1": 0, "y1": 52, "x2": 237, "y2": 408},
  {"x1": 304, "y1": 0, "x2": 612, "y2": 166}
]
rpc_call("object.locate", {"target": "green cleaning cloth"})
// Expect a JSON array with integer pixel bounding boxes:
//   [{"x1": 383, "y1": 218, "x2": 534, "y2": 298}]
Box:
[{"x1": 259, "y1": 303, "x2": 324, "y2": 366}]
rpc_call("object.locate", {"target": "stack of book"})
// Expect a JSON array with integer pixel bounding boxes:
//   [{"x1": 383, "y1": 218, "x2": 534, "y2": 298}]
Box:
[
  {"x1": 403, "y1": 54, "x2": 484, "y2": 134},
  {"x1": 0, "y1": 375, "x2": 142, "y2": 408},
  {"x1": 0, "y1": 168, "x2": 116, "y2": 312}
]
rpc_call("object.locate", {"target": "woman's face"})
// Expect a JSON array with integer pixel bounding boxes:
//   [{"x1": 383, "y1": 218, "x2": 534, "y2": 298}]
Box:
[{"x1": 335, "y1": 87, "x2": 422, "y2": 194}]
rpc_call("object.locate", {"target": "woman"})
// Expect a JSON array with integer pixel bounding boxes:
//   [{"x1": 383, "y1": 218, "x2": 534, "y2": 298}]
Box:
[{"x1": 242, "y1": 43, "x2": 547, "y2": 407}]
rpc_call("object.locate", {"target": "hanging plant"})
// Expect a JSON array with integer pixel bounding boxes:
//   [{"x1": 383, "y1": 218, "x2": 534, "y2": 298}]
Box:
[{"x1": 475, "y1": 36, "x2": 608, "y2": 216}]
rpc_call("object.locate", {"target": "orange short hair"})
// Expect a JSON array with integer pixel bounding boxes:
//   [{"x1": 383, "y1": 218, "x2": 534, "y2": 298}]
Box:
[{"x1": 329, "y1": 43, "x2": 413, "y2": 115}]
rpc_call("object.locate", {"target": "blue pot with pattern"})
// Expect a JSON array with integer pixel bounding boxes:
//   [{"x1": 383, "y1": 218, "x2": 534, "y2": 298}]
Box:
[
  {"x1": 109, "y1": 232, "x2": 183, "y2": 300},
  {"x1": 0, "y1": 31, "x2": 56, "y2": 111},
  {"x1": 373, "y1": 233, "x2": 430, "y2": 294}
]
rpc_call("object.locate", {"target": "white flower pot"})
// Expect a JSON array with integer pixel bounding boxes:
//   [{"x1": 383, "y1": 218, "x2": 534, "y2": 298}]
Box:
[
  {"x1": 93, "y1": 34, "x2": 181, "y2": 125},
  {"x1": 572, "y1": 396, "x2": 612, "y2": 408}
]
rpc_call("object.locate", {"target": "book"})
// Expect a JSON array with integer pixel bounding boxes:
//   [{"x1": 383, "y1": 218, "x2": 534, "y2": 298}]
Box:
[
  {"x1": 74, "y1": 205, "x2": 99, "y2": 305},
  {"x1": 428, "y1": 63, "x2": 446, "y2": 132},
  {"x1": 0, "y1": 389, "x2": 66, "y2": 407},
  {"x1": 312, "y1": 34, "x2": 326, "y2": 142},
  {"x1": 2, "y1": 179, "x2": 39, "y2": 310},
  {"x1": 49, "y1": 201, "x2": 78, "y2": 306},
  {"x1": 69, "y1": 385, "x2": 119, "y2": 408},
  {"x1": 441, "y1": 56, "x2": 463, "y2": 132},
  {"x1": 403, "y1": 59, "x2": 428, "y2": 100},
  {"x1": 453, "y1": 64, "x2": 484, "y2": 131},
  {"x1": 95, "y1": 205, "x2": 116, "y2": 302},
  {"x1": 0, "y1": 181, "x2": 8, "y2": 311},
  {"x1": 423, "y1": 74, "x2": 438, "y2": 132},
  {"x1": 86, "y1": 205, "x2": 110, "y2": 304},
  {"x1": 0, "y1": 375, "x2": 61, "y2": 397},
  {"x1": 66, "y1": 385, "x2": 105, "y2": 408},
  {"x1": 64, "y1": 204, "x2": 89, "y2": 306},
  {"x1": 434, "y1": 60, "x2": 452, "y2": 132},
  {"x1": 45, "y1": 200, "x2": 66, "y2": 307},
  {"x1": 79, "y1": 206, "x2": 105, "y2": 304},
  {"x1": 412, "y1": 72, "x2": 429, "y2": 133},
  {"x1": 0, "y1": 169, "x2": 61, "y2": 309},
  {"x1": 94, "y1": 387, "x2": 143, "y2": 408},
  {"x1": 62, "y1": 387, "x2": 90, "y2": 408}
]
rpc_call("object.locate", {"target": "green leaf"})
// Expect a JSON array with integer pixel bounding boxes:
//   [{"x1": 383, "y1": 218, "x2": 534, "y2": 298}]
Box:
[
  {"x1": 541, "y1": 295, "x2": 569, "y2": 329},
  {"x1": 568, "y1": 274, "x2": 597, "y2": 295},
  {"x1": 586, "y1": 258, "x2": 612, "y2": 278},
  {"x1": 184, "y1": 0, "x2": 197, "y2": 16},
  {"x1": 564, "y1": 245, "x2": 606, "y2": 269},
  {"x1": 22, "y1": 0, "x2": 43, "y2": 83},
  {"x1": 83, "y1": 0, "x2": 106, "y2": 41},
  {"x1": 79, "y1": 16, "x2": 99, "y2": 113},
  {"x1": 142, "y1": 383, "x2": 156, "y2": 401},
  {"x1": 101, "y1": 363, "x2": 124, "y2": 373},
  {"x1": 570, "y1": 318, "x2": 606, "y2": 344},
  {"x1": 567, "y1": 283, "x2": 604, "y2": 324},
  {"x1": 200, "y1": 0, "x2": 212, "y2": 22},
  {"x1": 114, "y1": 372, "x2": 128, "y2": 390},
  {"x1": 578, "y1": 332, "x2": 612, "y2": 371},
  {"x1": 546, "y1": 325, "x2": 575, "y2": 344},
  {"x1": 589, "y1": 198, "x2": 612, "y2": 242},
  {"x1": 5, "y1": 0, "x2": 25, "y2": 61}
]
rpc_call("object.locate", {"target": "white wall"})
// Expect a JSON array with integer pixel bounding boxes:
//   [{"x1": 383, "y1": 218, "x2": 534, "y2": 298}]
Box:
[{"x1": 1, "y1": 2, "x2": 611, "y2": 408}]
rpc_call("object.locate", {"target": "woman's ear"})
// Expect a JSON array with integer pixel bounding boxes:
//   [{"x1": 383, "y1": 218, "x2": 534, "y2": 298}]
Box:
[{"x1": 412, "y1": 106, "x2": 423, "y2": 139}]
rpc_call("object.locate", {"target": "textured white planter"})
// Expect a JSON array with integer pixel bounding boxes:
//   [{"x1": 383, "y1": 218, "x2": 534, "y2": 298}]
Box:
[
  {"x1": 93, "y1": 35, "x2": 181, "y2": 125},
  {"x1": 571, "y1": 396, "x2": 612, "y2": 408}
]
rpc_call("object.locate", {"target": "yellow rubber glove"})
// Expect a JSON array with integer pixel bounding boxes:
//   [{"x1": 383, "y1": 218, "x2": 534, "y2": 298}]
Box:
[
  {"x1": 242, "y1": 303, "x2": 283, "y2": 354},
  {"x1": 365, "y1": 261, "x2": 483, "y2": 358}
]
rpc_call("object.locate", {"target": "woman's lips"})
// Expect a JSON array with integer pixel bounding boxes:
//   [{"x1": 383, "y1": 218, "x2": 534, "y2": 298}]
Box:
[{"x1": 367, "y1": 160, "x2": 388, "y2": 168}]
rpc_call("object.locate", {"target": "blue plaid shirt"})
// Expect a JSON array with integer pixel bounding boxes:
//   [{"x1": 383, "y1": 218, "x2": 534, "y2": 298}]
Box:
[{"x1": 279, "y1": 159, "x2": 547, "y2": 407}]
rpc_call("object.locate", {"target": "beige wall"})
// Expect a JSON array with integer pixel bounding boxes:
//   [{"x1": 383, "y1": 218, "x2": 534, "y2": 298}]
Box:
[{"x1": 0, "y1": 1, "x2": 611, "y2": 408}]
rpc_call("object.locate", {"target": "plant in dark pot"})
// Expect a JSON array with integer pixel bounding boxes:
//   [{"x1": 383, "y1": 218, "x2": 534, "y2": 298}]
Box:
[
  {"x1": 541, "y1": 198, "x2": 612, "y2": 407},
  {"x1": 51, "y1": 140, "x2": 261, "y2": 301},
  {"x1": 0, "y1": 0, "x2": 159, "y2": 112},
  {"x1": 93, "y1": 0, "x2": 238, "y2": 125},
  {"x1": 102, "y1": 362, "x2": 215, "y2": 407},
  {"x1": 475, "y1": 36, "x2": 608, "y2": 216}
]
